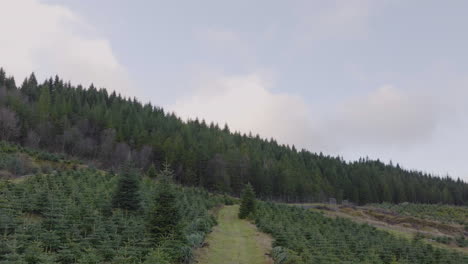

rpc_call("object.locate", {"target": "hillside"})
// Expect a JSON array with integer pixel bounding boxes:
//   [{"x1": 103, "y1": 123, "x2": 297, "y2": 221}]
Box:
[
  {"x1": 255, "y1": 202, "x2": 468, "y2": 263},
  {"x1": 0, "y1": 160, "x2": 222, "y2": 263},
  {"x1": 0, "y1": 68, "x2": 467, "y2": 205},
  {"x1": 1, "y1": 144, "x2": 467, "y2": 263},
  {"x1": 294, "y1": 203, "x2": 468, "y2": 254}
]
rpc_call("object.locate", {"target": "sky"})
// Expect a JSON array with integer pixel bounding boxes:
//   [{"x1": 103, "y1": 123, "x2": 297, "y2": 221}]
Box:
[{"x1": 1, "y1": 0, "x2": 468, "y2": 180}]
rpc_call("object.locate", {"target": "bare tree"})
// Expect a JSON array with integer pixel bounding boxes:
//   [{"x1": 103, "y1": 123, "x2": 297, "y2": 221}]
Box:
[
  {"x1": 25, "y1": 130, "x2": 41, "y2": 149},
  {"x1": 113, "y1": 142, "x2": 131, "y2": 167},
  {"x1": 100, "y1": 128, "x2": 116, "y2": 164},
  {"x1": 76, "y1": 137, "x2": 96, "y2": 158},
  {"x1": 134, "y1": 145, "x2": 153, "y2": 169},
  {"x1": 0, "y1": 107, "x2": 19, "y2": 141},
  {"x1": 63, "y1": 127, "x2": 82, "y2": 155},
  {"x1": 37, "y1": 121, "x2": 55, "y2": 149}
]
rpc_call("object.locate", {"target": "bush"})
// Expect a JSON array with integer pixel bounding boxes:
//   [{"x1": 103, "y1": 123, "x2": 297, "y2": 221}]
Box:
[
  {"x1": 271, "y1": 246, "x2": 303, "y2": 264},
  {"x1": 186, "y1": 232, "x2": 204, "y2": 247},
  {"x1": 143, "y1": 248, "x2": 172, "y2": 264},
  {"x1": 224, "y1": 194, "x2": 235, "y2": 205}
]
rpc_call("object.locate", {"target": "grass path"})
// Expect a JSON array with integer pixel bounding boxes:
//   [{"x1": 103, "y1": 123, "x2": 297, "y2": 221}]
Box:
[{"x1": 194, "y1": 205, "x2": 273, "y2": 264}]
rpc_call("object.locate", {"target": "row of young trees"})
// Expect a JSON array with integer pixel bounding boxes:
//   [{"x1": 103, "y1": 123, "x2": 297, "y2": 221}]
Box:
[
  {"x1": 254, "y1": 203, "x2": 468, "y2": 264},
  {"x1": 0, "y1": 166, "x2": 222, "y2": 263},
  {"x1": 0, "y1": 68, "x2": 467, "y2": 204}
]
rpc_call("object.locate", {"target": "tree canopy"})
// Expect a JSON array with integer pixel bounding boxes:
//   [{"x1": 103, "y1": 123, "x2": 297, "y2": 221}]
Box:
[{"x1": 0, "y1": 68, "x2": 467, "y2": 205}]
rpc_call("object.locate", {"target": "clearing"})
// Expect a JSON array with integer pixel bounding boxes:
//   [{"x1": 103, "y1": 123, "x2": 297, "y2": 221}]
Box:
[{"x1": 194, "y1": 205, "x2": 273, "y2": 264}]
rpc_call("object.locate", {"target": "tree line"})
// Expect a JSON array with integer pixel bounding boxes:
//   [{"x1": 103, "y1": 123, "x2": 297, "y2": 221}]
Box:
[{"x1": 0, "y1": 68, "x2": 467, "y2": 205}]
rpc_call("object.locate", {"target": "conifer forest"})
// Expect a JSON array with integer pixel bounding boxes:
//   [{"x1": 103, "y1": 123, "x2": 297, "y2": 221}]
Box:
[{"x1": 0, "y1": 69, "x2": 467, "y2": 263}]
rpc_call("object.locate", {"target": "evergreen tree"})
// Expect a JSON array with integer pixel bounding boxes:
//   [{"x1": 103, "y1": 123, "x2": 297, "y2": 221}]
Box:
[
  {"x1": 37, "y1": 85, "x2": 51, "y2": 121},
  {"x1": 111, "y1": 167, "x2": 141, "y2": 211},
  {"x1": 239, "y1": 183, "x2": 256, "y2": 219},
  {"x1": 146, "y1": 164, "x2": 157, "y2": 178},
  {"x1": 0, "y1": 67, "x2": 467, "y2": 205},
  {"x1": 148, "y1": 166, "x2": 182, "y2": 245}
]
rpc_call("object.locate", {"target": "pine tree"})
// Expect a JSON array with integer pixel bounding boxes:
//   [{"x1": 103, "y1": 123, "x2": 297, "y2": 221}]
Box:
[
  {"x1": 38, "y1": 85, "x2": 51, "y2": 121},
  {"x1": 148, "y1": 166, "x2": 182, "y2": 245},
  {"x1": 238, "y1": 183, "x2": 256, "y2": 219},
  {"x1": 111, "y1": 167, "x2": 141, "y2": 211},
  {"x1": 146, "y1": 164, "x2": 157, "y2": 178}
]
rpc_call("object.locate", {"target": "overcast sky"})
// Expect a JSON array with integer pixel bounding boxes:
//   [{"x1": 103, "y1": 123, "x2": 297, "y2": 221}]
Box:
[{"x1": 2, "y1": 0, "x2": 468, "y2": 180}]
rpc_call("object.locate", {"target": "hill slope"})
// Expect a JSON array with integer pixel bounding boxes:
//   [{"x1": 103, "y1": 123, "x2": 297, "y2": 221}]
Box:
[
  {"x1": 0, "y1": 166, "x2": 221, "y2": 263},
  {"x1": 0, "y1": 68, "x2": 467, "y2": 204}
]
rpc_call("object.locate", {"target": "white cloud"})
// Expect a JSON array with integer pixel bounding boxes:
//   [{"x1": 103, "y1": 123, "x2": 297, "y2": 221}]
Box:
[
  {"x1": 171, "y1": 74, "x2": 441, "y2": 158},
  {"x1": 0, "y1": 0, "x2": 130, "y2": 94},
  {"x1": 170, "y1": 72, "x2": 314, "y2": 148},
  {"x1": 319, "y1": 85, "x2": 440, "y2": 150}
]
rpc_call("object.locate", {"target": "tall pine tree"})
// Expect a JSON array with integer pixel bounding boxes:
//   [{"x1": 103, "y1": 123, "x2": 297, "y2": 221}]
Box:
[
  {"x1": 148, "y1": 164, "x2": 183, "y2": 245},
  {"x1": 239, "y1": 183, "x2": 256, "y2": 219},
  {"x1": 111, "y1": 167, "x2": 141, "y2": 211}
]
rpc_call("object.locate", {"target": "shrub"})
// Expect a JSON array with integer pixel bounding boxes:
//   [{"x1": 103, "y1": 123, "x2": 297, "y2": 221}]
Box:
[{"x1": 143, "y1": 248, "x2": 172, "y2": 264}]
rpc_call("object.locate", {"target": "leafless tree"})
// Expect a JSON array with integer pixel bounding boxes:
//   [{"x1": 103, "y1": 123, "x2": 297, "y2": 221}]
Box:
[
  {"x1": 37, "y1": 121, "x2": 55, "y2": 149},
  {"x1": 76, "y1": 137, "x2": 96, "y2": 158},
  {"x1": 100, "y1": 128, "x2": 116, "y2": 164},
  {"x1": 113, "y1": 142, "x2": 131, "y2": 167},
  {"x1": 63, "y1": 127, "x2": 82, "y2": 155},
  {"x1": 134, "y1": 145, "x2": 153, "y2": 169},
  {"x1": 0, "y1": 107, "x2": 19, "y2": 141},
  {"x1": 25, "y1": 130, "x2": 41, "y2": 149}
]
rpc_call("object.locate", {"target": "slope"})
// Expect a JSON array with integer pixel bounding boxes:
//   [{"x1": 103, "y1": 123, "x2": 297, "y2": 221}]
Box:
[
  {"x1": 0, "y1": 165, "x2": 223, "y2": 263},
  {"x1": 195, "y1": 205, "x2": 273, "y2": 264},
  {"x1": 0, "y1": 68, "x2": 467, "y2": 204}
]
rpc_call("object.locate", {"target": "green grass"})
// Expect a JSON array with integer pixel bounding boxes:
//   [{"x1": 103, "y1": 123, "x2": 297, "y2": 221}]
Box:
[{"x1": 195, "y1": 205, "x2": 272, "y2": 264}]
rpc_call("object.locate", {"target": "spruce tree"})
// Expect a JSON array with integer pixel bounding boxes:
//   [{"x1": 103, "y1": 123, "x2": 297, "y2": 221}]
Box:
[
  {"x1": 146, "y1": 164, "x2": 157, "y2": 178},
  {"x1": 37, "y1": 85, "x2": 51, "y2": 121},
  {"x1": 111, "y1": 167, "x2": 141, "y2": 211},
  {"x1": 238, "y1": 183, "x2": 256, "y2": 219},
  {"x1": 148, "y1": 165, "x2": 182, "y2": 245}
]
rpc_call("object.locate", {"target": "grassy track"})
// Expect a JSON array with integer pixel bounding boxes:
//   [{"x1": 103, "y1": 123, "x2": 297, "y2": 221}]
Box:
[{"x1": 195, "y1": 205, "x2": 273, "y2": 264}]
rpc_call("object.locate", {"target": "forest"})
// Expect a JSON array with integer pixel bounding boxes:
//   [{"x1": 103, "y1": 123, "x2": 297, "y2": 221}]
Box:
[
  {"x1": 1, "y1": 68, "x2": 467, "y2": 263},
  {"x1": 0, "y1": 68, "x2": 467, "y2": 205},
  {"x1": 1, "y1": 142, "x2": 466, "y2": 263}
]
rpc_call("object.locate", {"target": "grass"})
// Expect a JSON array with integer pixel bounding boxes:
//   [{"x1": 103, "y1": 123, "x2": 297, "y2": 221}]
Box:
[{"x1": 194, "y1": 205, "x2": 273, "y2": 264}]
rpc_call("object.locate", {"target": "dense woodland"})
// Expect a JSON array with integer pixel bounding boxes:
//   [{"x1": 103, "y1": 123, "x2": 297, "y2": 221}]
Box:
[{"x1": 0, "y1": 68, "x2": 467, "y2": 204}]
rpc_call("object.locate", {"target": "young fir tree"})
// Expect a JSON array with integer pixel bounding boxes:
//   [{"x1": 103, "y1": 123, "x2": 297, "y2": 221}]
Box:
[
  {"x1": 238, "y1": 183, "x2": 256, "y2": 219},
  {"x1": 148, "y1": 163, "x2": 183, "y2": 245},
  {"x1": 111, "y1": 166, "x2": 141, "y2": 211},
  {"x1": 146, "y1": 164, "x2": 157, "y2": 178}
]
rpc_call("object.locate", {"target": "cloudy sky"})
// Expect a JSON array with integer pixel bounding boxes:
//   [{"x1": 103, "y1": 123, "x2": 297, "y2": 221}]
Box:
[{"x1": 2, "y1": 0, "x2": 468, "y2": 180}]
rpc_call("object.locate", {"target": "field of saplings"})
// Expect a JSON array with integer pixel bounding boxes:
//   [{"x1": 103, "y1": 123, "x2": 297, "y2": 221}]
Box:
[
  {"x1": 254, "y1": 202, "x2": 468, "y2": 264},
  {"x1": 373, "y1": 202, "x2": 468, "y2": 226},
  {"x1": 0, "y1": 168, "x2": 222, "y2": 263}
]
